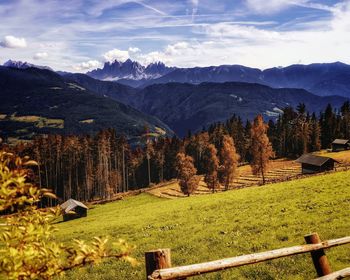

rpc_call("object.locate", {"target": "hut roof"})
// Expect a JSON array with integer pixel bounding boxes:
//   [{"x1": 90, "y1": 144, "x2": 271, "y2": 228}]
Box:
[
  {"x1": 332, "y1": 139, "x2": 349, "y2": 145},
  {"x1": 60, "y1": 199, "x2": 88, "y2": 214},
  {"x1": 295, "y1": 154, "x2": 339, "y2": 167}
]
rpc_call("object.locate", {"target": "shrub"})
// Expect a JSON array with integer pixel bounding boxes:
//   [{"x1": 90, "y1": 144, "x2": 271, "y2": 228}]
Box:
[{"x1": 0, "y1": 151, "x2": 135, "y2": 280}]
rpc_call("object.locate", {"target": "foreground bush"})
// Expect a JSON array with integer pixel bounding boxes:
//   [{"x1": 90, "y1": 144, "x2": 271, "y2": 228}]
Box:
[{"x1": 0, "y1": 151, "x2": 135, "y2": 279}]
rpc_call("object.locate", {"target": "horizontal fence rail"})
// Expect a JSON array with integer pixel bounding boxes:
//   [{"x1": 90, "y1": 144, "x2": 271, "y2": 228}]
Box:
[
  {"x1": 146, "y1": 233, "x2": 350, "y2": 280},
  {"x1": 314, "y1": 267, "x2": 350, "y2": 280}
]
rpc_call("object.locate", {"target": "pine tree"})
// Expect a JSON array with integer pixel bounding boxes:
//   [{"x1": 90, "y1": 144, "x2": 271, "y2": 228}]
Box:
[
  {"x1": 296, "y1": 104, "x2": 311, "y2": 155},
  {"x1": 309, "y1": 113, "x2": 321, "y2": 152},
  {"x1": 341, "y1": 101, "x2": 350, "y2": 139},
  {"x1": 250, "y1": 115, "x2": 275, "y2": 184}
]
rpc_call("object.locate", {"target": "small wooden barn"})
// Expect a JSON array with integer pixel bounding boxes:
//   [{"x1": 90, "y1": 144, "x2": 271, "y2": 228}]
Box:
[
  {"x1": 60, "y1": 199, "x2": 88, "y2": 221},
  {"x1": 296, "y1": 154, "x2": 338, "y2": 174},
  {"x1": 331, "y1": 139, "x2": 350, "y2": 152}
]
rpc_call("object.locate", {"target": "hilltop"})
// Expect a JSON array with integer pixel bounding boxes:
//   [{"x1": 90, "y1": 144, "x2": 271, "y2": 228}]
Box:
[{"x1": 0, "y1": 66, "x2": 173, "y2": 143}]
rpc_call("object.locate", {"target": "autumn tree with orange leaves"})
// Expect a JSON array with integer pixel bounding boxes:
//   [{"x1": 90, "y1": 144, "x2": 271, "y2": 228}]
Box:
[
  {"x1": 220, "y1": 135, "x2": 240, "y2": 190},
  {"x1": 250, "y1": 115, "x2": 275, "y2": 184},
  {"x1": 176, "y1": 153, "x2": 199, "y2": 196},
  {"x1": 203, "y1": 144, "x2": 220, "y2": 193}
]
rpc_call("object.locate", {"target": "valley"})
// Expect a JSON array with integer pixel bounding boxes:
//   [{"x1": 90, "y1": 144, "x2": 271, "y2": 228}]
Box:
[{"x1": 2, "y1": 1, "x2": 350, "y2": 280}]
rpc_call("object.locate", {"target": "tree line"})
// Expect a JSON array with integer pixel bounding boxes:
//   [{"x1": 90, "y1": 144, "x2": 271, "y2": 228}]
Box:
[
  {"x1": 3, "y1": 101, "x2": 349, "y2": 201},
  {"x1": 207, "y1": 101, "x2": 350, "y2": 159}
]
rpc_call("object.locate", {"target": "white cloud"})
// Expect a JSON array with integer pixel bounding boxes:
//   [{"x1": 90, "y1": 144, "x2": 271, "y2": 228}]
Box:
[
  {"x1": 245, "y1": 0, "x2": 306, "y2": 14},
  {"x1": 128, "y1": 47, "x2": 141, "y2": 54},
  {"x1": 134, "y1": 42, "x2": 198, "y2": 66},
  {"x1": 123, "y1": 2, "x2": 350, "y2": 69},
  {"x1": 33, "y1": 52, "x2": 48, "y2": 60},
  {"x1": 137, "y1": 51, "x2": 168, "y2": 65},
  {"x1": 200, "y1": 23, "x2": 280, "y2": 42},
  {"x1": 74, "y1": 60, "x2": 102, "y2": 71},
  {"x1": 103, "y1": 48, "x2": 130, "y2": 62},
  {"x1": 190, "y1": 0, "x2": 199, "y2": 20},
  {"x1": 0, "y1": 35, "x2": 27, "y2": 48},
  {"x1": 165, "y1": 42, "x2": 190, "y2": 55}
]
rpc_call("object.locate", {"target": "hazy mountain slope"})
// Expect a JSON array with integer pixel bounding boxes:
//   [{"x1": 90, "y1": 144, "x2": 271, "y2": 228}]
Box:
[
  {"x1": 128, "y1": 62, "x2": 350, "y2": 98},
  {"x1": 61, "y1": 73, "x2": 348, "y2": 137},
  {"x1": 3, "y1": 59, "x2": 53, "y2": 71},
  {"x1": 0, "y1": 66, "x2": 173, "y2": 142},
  {"x1": 141, "y1": 65, "x2": 262, "y2": 87},
  {"x1": 262, "y1": 62, "x2": 350, "y2": 97},
  {"x1": 132, "y1": 82, "x2": 348, "y2": 136},
  {"x1": 64, "y1": 73, "x2": 138, "y2": 105}
]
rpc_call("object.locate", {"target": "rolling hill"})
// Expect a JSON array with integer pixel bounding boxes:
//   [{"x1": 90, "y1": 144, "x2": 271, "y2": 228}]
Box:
[
  {"x1": 2, "y1": 64, "x2": 349, "y2": 139},
  {"x1": 71, "y1": 77, "x2": 348, "y2": 137},
  {"x1": 55, "y1": 170, "x2": 350, "y2": 280},
  {"x1": 0, "y1": 66, "x2": 173, "y2": 143}
]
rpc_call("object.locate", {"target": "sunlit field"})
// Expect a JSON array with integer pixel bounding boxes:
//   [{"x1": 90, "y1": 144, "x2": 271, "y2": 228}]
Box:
[{"x1": 56, "y1": 170, "x2": 350, "y2": 280}]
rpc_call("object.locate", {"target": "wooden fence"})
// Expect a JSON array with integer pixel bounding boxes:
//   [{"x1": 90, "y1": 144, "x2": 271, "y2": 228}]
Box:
[{"x1": 145, "y1": 232, "x2": 350, "y2": 280}]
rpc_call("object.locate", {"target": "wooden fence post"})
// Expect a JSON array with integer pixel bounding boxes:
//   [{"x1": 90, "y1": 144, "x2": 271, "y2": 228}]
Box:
[
  {"x1": 304, "y1": 233, "x2": 332, "y2": 277},
  {"x1": 145, "y1": 249, "x2": 172, "y2": 280}
]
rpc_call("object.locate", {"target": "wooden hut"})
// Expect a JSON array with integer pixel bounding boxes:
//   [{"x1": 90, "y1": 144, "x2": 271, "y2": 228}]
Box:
[
  {"x1": 60, "y1": 199, "x2": 88, "y2": 221},
  {"x1": 331, "y1": 139, "x2": 349, "y2": 152},
  {"x1": 295, "y1": 154, "x2": 338, "y2": 174}
]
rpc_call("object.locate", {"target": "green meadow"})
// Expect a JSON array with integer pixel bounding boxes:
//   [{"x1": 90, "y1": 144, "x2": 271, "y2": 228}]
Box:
[{"x1": 55, "y1": 171, "x2": 350, "y2": 280}]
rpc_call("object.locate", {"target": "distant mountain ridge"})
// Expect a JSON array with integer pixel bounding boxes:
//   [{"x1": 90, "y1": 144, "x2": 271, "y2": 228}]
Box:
[
  {"x1": 67, "y1": 73, "x2": 349, "y2": 137},
  {"x1": 3, "y1": 59, "x2": 53, "y2": 71},
  {"x1": 2, "y1": 61, "x2": 349, "y2": 139},
  {"x1": 0, "y1": 66, "x2": 173, "y2": 142},
  {"x1": 5, "y1": 59, "x2": 350, "y2": 97},
  {"x1": 86, "y1": 60, "x2": 350, "y2": 98},
  {"x1": 87, "y1": 59, "x2": 175, "y2": 82}
]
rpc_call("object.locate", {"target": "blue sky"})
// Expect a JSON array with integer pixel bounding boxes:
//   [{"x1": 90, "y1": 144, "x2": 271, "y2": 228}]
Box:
[{"x1": 0, "y1": 0, "x2": 349, "y2": 71}]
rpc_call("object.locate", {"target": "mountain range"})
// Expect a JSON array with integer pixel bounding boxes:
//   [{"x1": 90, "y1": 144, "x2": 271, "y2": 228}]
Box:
[
  {"x1": 87, "y1": 59, "x2": 174, "y2": 84},
  {"x1": 1, "y1": 61, "x2": 349, "y2": 140},
  {"x1": 0, "y1": 66, "x2": 172, "y2": 143},
  {"x1": 67, "y1": 77, "x2": 347, "y2": 136},
  {"x1": 4, "y1": 59, "x2": 53, "y2": 71},
  {"x1": 86, "y1": 60, "x2": 350, "y2": 98}
]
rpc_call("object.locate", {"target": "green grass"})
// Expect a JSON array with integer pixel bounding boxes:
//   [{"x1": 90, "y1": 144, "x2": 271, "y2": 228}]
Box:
[{"x1": 55, "y1": 171, "x2": 350, "y2": 280}]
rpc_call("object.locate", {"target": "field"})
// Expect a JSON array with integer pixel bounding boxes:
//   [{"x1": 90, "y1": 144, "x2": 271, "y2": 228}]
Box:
[
  {"x1": 148, "y1": 151, "x2": 350, "y2": 199},
  {"x1": 55, "y1": 170, "x2": 350, "y2": 280},
  {"x1": 9, "y1": 115, "x2": 64, "y2": 129}
]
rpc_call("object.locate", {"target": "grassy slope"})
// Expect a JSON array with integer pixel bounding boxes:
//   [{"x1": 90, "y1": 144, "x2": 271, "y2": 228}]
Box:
[{"x1": 56, "y1": 171, "x2": 350, "y2": 280}]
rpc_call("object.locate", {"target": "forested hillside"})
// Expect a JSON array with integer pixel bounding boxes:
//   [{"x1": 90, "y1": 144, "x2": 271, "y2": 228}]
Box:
[
  {"x1": 0, "y1": 66, "x2": 173, "y2": 143},
  {"x1": 5, "y1": 101, "x2": 350, "y2": 203},
  {"x1": 67, "y1": 76, "x2": 348, "y2": 136}
]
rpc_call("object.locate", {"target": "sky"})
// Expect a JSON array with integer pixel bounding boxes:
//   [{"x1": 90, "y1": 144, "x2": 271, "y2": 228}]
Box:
[{"x1": 0, "y1": 0, "x2": 349, "y2": 72}]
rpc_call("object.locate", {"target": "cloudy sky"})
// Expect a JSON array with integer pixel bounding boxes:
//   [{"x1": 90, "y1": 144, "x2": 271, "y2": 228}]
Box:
[{"x1": 0, "y1": 0, "x2": 349, "y2": 72}]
